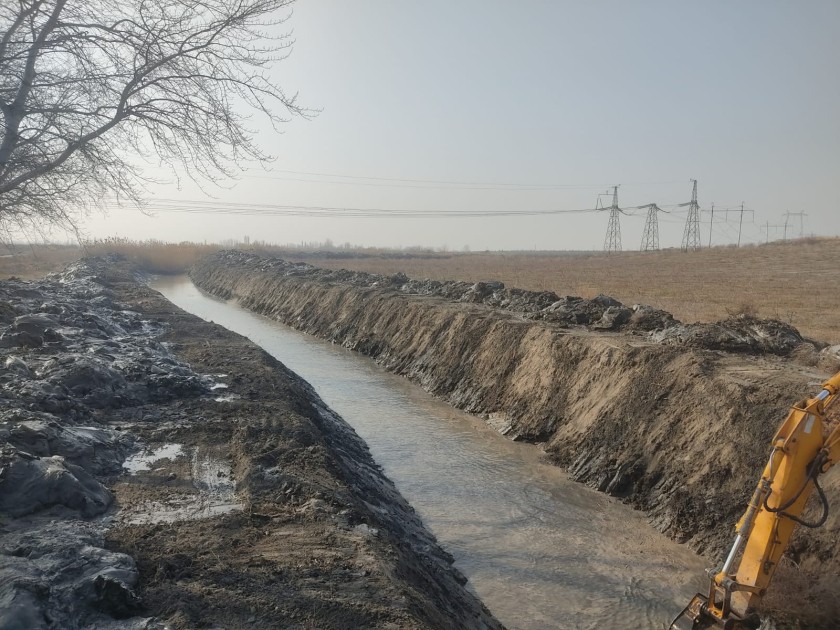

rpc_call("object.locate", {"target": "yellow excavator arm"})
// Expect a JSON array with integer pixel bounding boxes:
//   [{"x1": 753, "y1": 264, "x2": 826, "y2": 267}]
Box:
[{"x1": 672, "y1": 370, "x2": 840, "y2": 629}]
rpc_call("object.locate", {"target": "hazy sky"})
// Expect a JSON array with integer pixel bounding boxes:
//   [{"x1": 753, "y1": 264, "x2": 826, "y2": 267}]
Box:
[{"x1": 81, "y1": 1, "x2": 839, "y2": 251}]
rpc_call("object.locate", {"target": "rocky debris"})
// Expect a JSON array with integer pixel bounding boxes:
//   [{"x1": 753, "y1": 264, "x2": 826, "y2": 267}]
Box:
[
  {"x1": 0, "y1": 268, "x2": 208, "y2": 417},
  {"x1": 202, "y1": 250, "x2": 807, "y2": 356}
]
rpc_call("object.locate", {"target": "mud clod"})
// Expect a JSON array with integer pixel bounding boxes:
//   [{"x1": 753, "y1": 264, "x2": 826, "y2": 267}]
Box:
[{"x1": 651, "y1": 314, "x2": 804, "y2": 356}]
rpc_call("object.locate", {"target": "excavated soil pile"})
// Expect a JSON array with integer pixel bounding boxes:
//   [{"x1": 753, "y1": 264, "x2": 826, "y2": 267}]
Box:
[
  {"x1": 0, "y1": 257, "x2": 501, "y2": 630},
  {"x1": 191, "y1": 250, "x2": 840, "y2": 625},
  {"x1": 204, "y1": 252, "x2": 813, "y2": 353}
]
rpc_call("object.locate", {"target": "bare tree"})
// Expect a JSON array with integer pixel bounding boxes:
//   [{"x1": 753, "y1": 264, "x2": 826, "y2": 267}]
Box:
[{"x1": 0, "y1": 0, "x2": 307, "y2": 235}]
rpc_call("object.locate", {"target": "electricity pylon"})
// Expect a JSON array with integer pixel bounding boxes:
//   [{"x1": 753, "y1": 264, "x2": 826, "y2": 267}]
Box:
[
  {"x1": 724, "y1": 203, "x2": 754, "y2": 246},
  {"x1": 762, "y1": 221, "x2": 784, "y2": 243},
  {"x1": 681, "y1": 179, "x2": 701, "y2": 252},
  {"x1": 783, "y1": 211, "x2": 807, "y2": 240},
  {"x1": 603, "y1": 185, "x2": 622, "y2": 254},
  {"x1": 639, "y1": 204, "x2": 664, "y2": 251}
]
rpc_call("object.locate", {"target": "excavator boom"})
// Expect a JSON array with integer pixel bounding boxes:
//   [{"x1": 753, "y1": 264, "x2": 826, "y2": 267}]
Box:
[{"x1": 671, "y1": 370, "x2": 840, "y2": 629}]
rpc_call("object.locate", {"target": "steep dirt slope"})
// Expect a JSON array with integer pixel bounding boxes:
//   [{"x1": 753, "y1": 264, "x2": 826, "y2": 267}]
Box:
[{"x1": 191, "y1": 251, "x2": 840, "y2": 624}]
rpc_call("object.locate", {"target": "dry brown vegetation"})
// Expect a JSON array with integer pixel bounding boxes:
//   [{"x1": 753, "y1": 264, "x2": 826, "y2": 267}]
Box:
[
  {"x1": 83, "y1": 239, "x2": 222, "y2": 274},
  {"x1": 291, "y1": 238, "x2": 840, "y2": 345},
  {"x1": 0, "y1": 243, "x2": 81, "y2": 279},
  {"x1": 1, "y1": 237, "x2": 838, "y2": 344},
  {"x1": 0, "y1": 240, "x2": 220, "y2": 278}
]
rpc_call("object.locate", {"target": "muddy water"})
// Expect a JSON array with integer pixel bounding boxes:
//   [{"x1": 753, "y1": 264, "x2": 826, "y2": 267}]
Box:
[
  {"x1": 152, "y1": 276, "x2": 706, "y2": 630},
  {"x1": 119, "y1": 442, "x2": 242, "y2": 524}
]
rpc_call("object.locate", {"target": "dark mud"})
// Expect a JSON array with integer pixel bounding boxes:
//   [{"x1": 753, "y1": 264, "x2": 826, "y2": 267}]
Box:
[
  {"x1": 191, "y1": 250, "x2": 840, "y2": 627},
  {"x1": 0, "y1": 257, "x2": 501, "y2": 629}
]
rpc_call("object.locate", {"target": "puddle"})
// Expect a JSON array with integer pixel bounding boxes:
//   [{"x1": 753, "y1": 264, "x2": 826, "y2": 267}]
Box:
[
  {"x1": 123, "y1": 443, "x2": 184, "y2": 473},
  {"x1": 119, "y1": 444, "x2": 242, "y2": 525},
  {"x1": 189, "y1": 446, "x2": 240, "y2": 515}
]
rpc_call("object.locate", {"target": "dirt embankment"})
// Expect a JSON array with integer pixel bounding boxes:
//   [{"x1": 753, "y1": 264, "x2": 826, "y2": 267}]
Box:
[
  {"x1": 0, "y1": 257, "x2": 502, "y2": 630},
  {"x1": 191, "y1": 250, "x2": 840, "y2": 623}
]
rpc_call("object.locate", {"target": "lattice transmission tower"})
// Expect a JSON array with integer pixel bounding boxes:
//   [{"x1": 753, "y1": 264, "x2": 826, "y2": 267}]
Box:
[
  {"x1": 603, "y1": 186, "x2": 622, "y2": 253},
  {"x1": 639, "y1": 204, "x2": 664, "y2": 251},
  {"x1": 681, "y1": 179, "x2": 701, "y2": 251}
]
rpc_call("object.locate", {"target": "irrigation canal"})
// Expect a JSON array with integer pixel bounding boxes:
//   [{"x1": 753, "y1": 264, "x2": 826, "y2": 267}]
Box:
[{"x1": 152, "y1": 275, "x2": 706, "y2": 630}]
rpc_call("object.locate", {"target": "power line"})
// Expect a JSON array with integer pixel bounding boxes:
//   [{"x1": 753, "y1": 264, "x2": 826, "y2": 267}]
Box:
[
  {"x1": 242, "y1": 175, "x2": 611, "y2": 192},
  {"x1": 109, "y1": 194, "x2": 688, "y2": 219},
  {"x1": 107, "y1": 198, "x2": 608, "y2": 218},
  {"x1": 143, "y1": 166, "x2": 687, "y2": 191},
  {"x1": 762, "y1": 221, "x2": 785, "y2": 243},
  {"x1": 726, "y1": 203, "x2": 754, "y2": 247},
  {"x1": 97, "y1": 185, "x2": 800, "y2": 249},
  {"x1": 125, "y1": 167, "x2": 818, "y2": 247},
  {"x1": 783, "y1": 211, "x2": 807, "y2": 240}
]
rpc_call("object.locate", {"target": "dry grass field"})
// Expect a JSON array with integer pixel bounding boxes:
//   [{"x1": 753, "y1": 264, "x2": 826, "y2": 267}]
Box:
[
  {"x1": 0, "y1": 244, "x2": 82, "y2": 279},
  {"x1": 293, "y1": 238, "x2": 840, "y2": 345},
  {"x1": 0, "y1": 237, "x2": 837, "y2": 344}
]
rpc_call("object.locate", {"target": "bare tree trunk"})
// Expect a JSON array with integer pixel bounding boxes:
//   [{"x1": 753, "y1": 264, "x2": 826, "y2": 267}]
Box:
[{"x1": 0, "y1": 0, "x2": 309, "y2": 235}]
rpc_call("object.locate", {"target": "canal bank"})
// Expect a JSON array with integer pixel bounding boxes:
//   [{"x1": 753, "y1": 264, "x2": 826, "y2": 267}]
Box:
[{"x1": 188, "y1": 250, "x2": 840, "y2": 627}]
